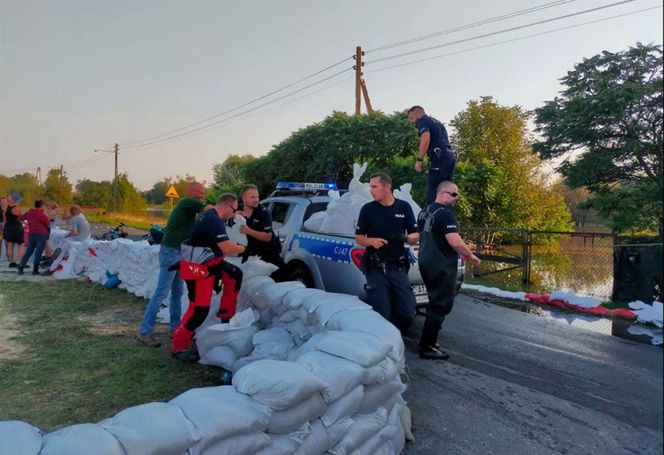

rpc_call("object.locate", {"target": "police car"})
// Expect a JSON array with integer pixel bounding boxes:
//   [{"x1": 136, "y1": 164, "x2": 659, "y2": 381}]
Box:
[{"x1": 261, "y1": 182, "x2": 465, "y2": 311}]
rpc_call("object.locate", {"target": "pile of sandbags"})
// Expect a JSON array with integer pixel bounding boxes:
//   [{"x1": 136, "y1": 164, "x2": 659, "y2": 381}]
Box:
[{"x1": 304, "y1": 162, "x2": 421, "y2": 236}]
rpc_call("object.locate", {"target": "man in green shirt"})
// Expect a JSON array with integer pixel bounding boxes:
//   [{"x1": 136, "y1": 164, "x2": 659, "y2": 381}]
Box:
[{"x1": 137, "y1": 182, "x2": 211, "y2": 347}]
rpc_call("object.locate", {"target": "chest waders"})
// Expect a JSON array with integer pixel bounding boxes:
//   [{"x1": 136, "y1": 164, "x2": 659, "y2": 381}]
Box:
[
  {"x1": 418, "y1": 206, "x2": 458, "y2": 349},
  {"x1": 172, "y1": 245, "x2": 243, "y2": 354}
]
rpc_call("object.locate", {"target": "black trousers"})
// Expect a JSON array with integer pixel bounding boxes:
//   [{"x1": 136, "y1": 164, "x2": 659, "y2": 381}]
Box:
[
  {"x1": 364, "y1": 264, "x2": 416, "y2": 333},
  {"x1": 419, "y1": 265, "x2": 457, "y2": 349}
]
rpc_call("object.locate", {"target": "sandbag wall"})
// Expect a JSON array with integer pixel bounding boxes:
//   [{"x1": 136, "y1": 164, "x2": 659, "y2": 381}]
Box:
[{"x1": 2, "y1": 242, "x2": 409, "y2": 454}]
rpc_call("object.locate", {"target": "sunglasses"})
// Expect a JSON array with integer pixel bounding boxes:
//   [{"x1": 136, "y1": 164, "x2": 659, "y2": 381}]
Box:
[{"x1": 443, "y1": 191, "x2": 459, "y2": 198}]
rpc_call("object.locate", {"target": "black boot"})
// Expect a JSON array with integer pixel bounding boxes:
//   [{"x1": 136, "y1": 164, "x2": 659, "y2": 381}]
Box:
[
  {"x1": 420, "y1": 345, "x2": 450, "y2": 360},
  {"x1": 32, "y1": 267, "x2": 40, "y2": 275},
  {"x1": 17, "y1": 265, "x2": 24, "y2": 275}
]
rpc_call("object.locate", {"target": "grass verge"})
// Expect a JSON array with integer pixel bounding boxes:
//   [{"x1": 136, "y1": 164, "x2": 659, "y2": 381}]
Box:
[
  {"x1": 0, "y1": 279, "x2": 218, "y2": 431},
  {"x1": 83, "y1": 210, "x2": 165, "y2": 231}
]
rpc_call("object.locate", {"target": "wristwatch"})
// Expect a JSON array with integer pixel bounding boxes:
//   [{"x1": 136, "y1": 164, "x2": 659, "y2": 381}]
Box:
[{"x1": 416, "y1": 157, "x2": 423, "y2": 162}]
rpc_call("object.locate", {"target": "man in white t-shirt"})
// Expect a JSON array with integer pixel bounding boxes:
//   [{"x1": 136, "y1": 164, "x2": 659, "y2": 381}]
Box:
[{"x1": 66, "y1": 205, "x2": 90, "y2": 241}]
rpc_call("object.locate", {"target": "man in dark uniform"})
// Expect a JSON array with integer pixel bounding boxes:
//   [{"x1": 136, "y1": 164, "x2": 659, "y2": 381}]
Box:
[
  {"x1": 417, "y1": 180, "x2": 480, "y2": 360},
  {"x1": 408, "y1": 105, "x2": 456, "y2": 205},
  {"x1": 355, "y1": 172, "x2": 420, "y2": 333},
  {"x1": 171, "y1": 193, "x2": 245, "y2": 362},
  {"x1": 237, "y1": 184, "x2": 287, "y2": 281}
]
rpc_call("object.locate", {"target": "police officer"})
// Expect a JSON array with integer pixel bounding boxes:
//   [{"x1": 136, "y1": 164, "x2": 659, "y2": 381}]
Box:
[
  {"x1": 417, "y1": 181, "x2": 480, "y2": 360},
  {"x1": 408, "y1": 105, "x2": 456, "y2": 205},
  {"x1": 237, "y1": 184, "x2": 287, "y2": 281},
  {"x1": 355, "y1": 173, "x2": 420, "y2": 333},
  {"x1": 171, "y1": 193, "x2": 245, "y2": 362}
]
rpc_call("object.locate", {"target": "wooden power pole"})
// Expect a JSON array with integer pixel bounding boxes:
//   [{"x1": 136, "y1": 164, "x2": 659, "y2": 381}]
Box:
[
  {"x1": 353, "y1": 46, "x2": 373, "y2": 115},
  {"x1": 112, "y1": 143, "x2": 119, "y2": 213}
]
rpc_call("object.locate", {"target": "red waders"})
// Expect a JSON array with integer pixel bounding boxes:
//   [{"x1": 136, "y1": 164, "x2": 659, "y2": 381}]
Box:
[{"x1": 171, "y1": 256, "x2": 242, "y2": 354}]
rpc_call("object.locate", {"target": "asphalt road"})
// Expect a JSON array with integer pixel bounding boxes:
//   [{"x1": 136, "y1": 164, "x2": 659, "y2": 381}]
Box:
[{"x1": 402, "y1": 295, "x2": 663, "y2": 455}]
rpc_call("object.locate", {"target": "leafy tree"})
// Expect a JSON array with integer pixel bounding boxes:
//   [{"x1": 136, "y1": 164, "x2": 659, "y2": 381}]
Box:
[
  {"x1": 144, "y1": 178, "x2": 170, "y2": 205},
  {"x1": 75, "y1": 179, "x2": 113, "y2": 208},
  {"x1": 115, "y1": 173, "x2": 147, "y2": 214},
  {"x1": 213, "y1": 155, "x2": 256, "y2": 193},
  {"x1": 42, "y1": 168, "x2": 73, "y2": 207},
  {"x1": 243, "y1": 111, "x2": 418, "y2": 196},
  {"x1": 6, "y1": 173, "x2": 42, "y2": 206},
  {"x1": 0, "y1": 174, "x2": 11, "y2": 196},
  {"x1": 451, "y1": 97, "x2": 572, "y2": 233},
  {"x1": 534, "y1": 43, "x2": 663, "y2": 238}
]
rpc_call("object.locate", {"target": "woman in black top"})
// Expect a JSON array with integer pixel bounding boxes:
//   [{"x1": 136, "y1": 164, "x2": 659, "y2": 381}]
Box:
[{"x1": 3, "y1": 195, "x2": 25, "y2": 267}]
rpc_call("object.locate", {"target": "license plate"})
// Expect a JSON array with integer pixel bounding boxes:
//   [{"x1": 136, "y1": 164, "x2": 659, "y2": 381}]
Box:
[{"x1": 411, "y1": 284, "x2": 427, "y2": 295}]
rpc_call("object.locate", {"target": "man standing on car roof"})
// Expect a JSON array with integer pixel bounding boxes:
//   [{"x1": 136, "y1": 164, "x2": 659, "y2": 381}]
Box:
[
  {"x1": 417, "y1": 180, "x2": 480, "y2": 360},
  {"x1": 355, "y1": 172, "x2": 420, "y2": 333},
  {"x1": 408, "y1": 105, "x2": 456, "y2": 205},
  {"x1": 237, "y1": 184, "x2": 287, "y2": 281}
]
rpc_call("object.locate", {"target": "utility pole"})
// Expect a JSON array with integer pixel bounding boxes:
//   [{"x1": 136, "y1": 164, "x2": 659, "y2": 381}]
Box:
[
  {"x1": 35, "y1": 167, "x2": 42, "y2": 184},
  {"x1": 353, "y1": 46, "x2": 373, "y2": 115},
  {"x1": 59, "y1": 164, "x2": 64, "y2": 208},
  {"x1": 94, "y1": 144, "x2": 120, "y2": 212},
  {"x1": 113, "y1": 143, "x2": 119, "y2": 213}
]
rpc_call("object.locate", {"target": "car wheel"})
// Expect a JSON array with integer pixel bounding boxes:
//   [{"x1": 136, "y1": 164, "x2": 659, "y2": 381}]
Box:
[{"x1": 290, "y1": 265, "x2": 314, "y2": 288}]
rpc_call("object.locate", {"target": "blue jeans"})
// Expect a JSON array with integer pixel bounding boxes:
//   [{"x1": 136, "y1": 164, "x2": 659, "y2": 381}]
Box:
[
  {"x1": 139, "y1": 246, "x2": 183, "y2": 335},
  {"x1": 19, "y1": 233, "x2": 48, "y2": 271}
]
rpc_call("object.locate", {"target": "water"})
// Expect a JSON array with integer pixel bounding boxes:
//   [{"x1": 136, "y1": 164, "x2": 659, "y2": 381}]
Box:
[{"x1": 467, "y1": 239, "x2": 614, "y2": 299}]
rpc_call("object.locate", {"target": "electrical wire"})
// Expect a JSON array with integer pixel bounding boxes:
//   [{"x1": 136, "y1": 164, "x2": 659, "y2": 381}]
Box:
[
  {"x1": 121, "y1": 56, "x2": 353, "y2": 147},
  {"x1": 364, "y1": 0, "x2": 638, "y2": 66},
  {"x1": 365, "y1": 5, "x2": 663, "y2": 74},
  {"x1": 366, "y1": 0, "x2": 578, "y2": 53},
  {"x1": 124, "y1": 66, "x2": 352, "y2": 150}
]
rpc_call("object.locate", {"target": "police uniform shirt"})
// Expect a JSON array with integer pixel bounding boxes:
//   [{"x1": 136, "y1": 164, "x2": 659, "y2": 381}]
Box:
[
  {"x1": 188, "y1": 209, "x2": 229, "y2": 257},
  {"x1": 356, "y1": 199, "x2": 418, "y2": 261},
  {"x1": 418, "y1": 202, "x2": 459, "y2": 260},
  {"x1": 415, "y1": 115, "x2": 454, "y2": 168},
  {"x1": 244, "y1": 205, "x2": 274, "y2": 255}
]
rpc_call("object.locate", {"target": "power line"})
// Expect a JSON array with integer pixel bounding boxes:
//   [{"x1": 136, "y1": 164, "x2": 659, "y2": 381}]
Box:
[
  {"x1": 124, "y1": 67, "x2": 352, "y2": 150},
  {"x1": 366, "y1": 5, "x2": 663, "y2": 75},
  {"x1": 364, "y1": 0, "x2": 638, "y2": 66},
  {"x1": 121, "y1": 56, "x2": 353, "y2": 147},
  {"x1": 366, "y1": 0, "x2": 577, "y2": 53}
]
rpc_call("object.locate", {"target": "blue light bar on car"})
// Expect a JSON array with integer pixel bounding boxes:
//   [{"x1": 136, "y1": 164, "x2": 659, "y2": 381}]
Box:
[{"x1": 275, "y1": 182, "x2": 337, "y2": 191}]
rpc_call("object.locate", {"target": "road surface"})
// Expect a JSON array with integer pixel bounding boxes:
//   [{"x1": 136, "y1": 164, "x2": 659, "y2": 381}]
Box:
[{"x1": 403, "y1": 295, "x2": 663, "y2": 454}]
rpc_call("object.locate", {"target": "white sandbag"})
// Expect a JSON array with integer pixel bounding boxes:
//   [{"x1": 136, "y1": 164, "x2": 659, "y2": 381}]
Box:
[
  {"x1": 321, "y1": 385, "x2": 365, "y2": 427},
  {"x1": 286, "y1": 332, "x2": 330, "y2": 362},
  {"x1": 230, "y1": 307, "x2": 259, "y2": 327},
  {"x1": 251, "y1": 327, "x2": 295, "y2": 361},
  {"x1": 101, "y1": 402, "x2": 202, "y2": 455},
  {"x1": 255, "y1": 433, "x2": 304, "y2": 455},
  {"x1": 283, "y1": 318, "x2": 315, "y2": 344},
  {"x1": 253, "y1": 327, "x2": 293, "y2": 345},
  {"x1": 227, "y1": 214, "x2": 248, "y2": 246},
  {"x1": 387, "y1": 400, "x2": 408, "y2": 453},
  {"x1": 200, "y1": 431, "x2": 271, "y2": 455},
  {"x1": 358, "y1": 379, "x2": 406, "y2": 414},
  {"x1": 233, "y1": 359, "x2": 326, "y2": 411},
  {"x1": 296, "y1": 351, "x2": 367, "y2": 403},
  {"x1": 303, "y1": 211, "x2": 324, "y2": 232},
  {"x1": 170, "y1": 386, "x2": 271, "y2": 452},
  {"x1": 316, "y1": 330, "x2": 391, "y2": 368},
  {"x1": 267, "y1": 392, "x2": 327, "y2": 434},
  {"x1": 39, "y1": 423, "x2": 124, "y2": 455},
  {"x1": 238, "y1": 256, "x2": 278, "y2": 280},
  {"x1": 198, "y1": 345, "x2": 237, "y2": 370},
  {"x1": 328, "y1": 408, "x2": 388, "y2": 455},
  {"x1": 363, "y1": 356, "x2": 401, "y2": 386},
  {"x1": 251, "y1": 281, "x2": 306, "y2": 312},
  {"x1": 313, "y1": 296, "x2": 371, "y2": 326},
  {"x1": 326, "y1": 310, "x2": 404, "y2": 360},
  {"x1": 233, "y1": 354, "x2": 261, "y2": 373},
  {"x1": 196, "y1": 323, "x2": 258, "y2": 358},
  {"x1": 351, "y1": 424, "x2": 399, "y2": 455},
  {"x1": 236, "y1": 276, "x2": 275, "y2": 313},
  {"x1": 283, "y1": 287, "x2": 328, "y2": 312},
  {"x1": 294, "y1": 418, "x2": 352, "y2": 455},
  {"x1": 0, "y1": 420, "x2": 42, "y2": 455},
  {"x1": 393, "y1": 183, "x2": 421, "y2": 223}
]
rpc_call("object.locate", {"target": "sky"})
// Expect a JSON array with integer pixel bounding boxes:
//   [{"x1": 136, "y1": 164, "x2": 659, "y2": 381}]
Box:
[{"x1": 1, "y1": 0, "x2": 662, "y2": 191}]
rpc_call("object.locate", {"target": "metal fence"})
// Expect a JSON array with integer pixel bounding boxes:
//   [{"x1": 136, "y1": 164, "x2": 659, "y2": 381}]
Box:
[{"x1": 462, "y1": 228, "x2": 615, "y2": 299}]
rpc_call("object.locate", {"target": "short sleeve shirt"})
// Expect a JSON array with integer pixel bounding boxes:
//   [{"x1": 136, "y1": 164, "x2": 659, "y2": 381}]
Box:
[
  {"x1": 70, "y1": 214, "x2": 91, "y2": 241},
  {"x1": 417, "y1": 202, "x2": 459, "y2": 259},
  {"x1": 244, "y1": 205, "x2": 274, "y2": 255},
  {"x1": 415, "y1": 115, "x2": 452, "y2": 165},
  {"x1": 188, "y1": 209, "x2": 229, "y2": 257},
  {"x1": 161, "y1": 197, "x2": 206, "y2": 249},
  {"x1": 356, "y1": 198, "x2": 417, "y2": 261}
]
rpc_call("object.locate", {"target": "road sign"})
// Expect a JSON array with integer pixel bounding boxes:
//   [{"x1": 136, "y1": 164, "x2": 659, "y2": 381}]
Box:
[{"x1": 165, "y1": 185, "x2": 179, "y2": 198}]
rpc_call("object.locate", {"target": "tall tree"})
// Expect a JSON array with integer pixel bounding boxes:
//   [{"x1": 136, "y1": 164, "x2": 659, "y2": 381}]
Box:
[
  {"x1": 534, "y1": 43, "x2": 663, "y2": 238},
  {"x1": 7, "y1": 173, "x2": 42, "y2": 206},
  {"x1": 115, "y1": 173, "x2": 147, "y2": 214},
  {"x1": 451, "y1": 97, "x2": 572, "y2": 233},
  {"x1": 213, "y1": 155, "x2": 256, "y2": 193},
  {"x1": 42, "y1": 168, "x2": 73, "y2": 207},
  {"x1": 75, "y1": 179, "x2": 113, "y2": 207}
]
